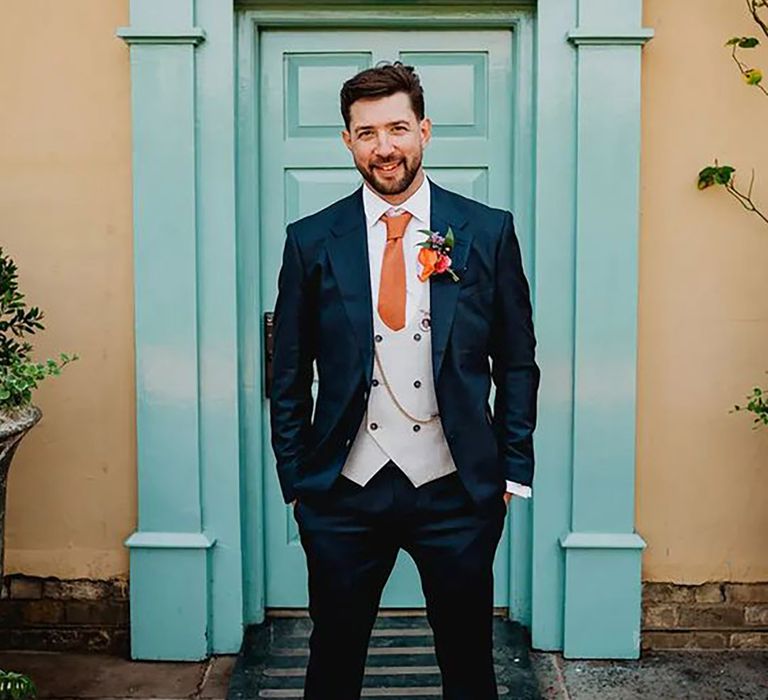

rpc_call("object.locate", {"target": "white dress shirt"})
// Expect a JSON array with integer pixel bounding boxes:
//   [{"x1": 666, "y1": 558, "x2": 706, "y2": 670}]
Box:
[{"x1": 361, "y1": 174, "x2": 532, "y2": 499}]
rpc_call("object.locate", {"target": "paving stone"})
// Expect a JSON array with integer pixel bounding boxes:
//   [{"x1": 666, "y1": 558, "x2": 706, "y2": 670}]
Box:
[
  {"x1": 0, "y1": 651, "x2": 230, "y2": 698},
  {"x1": 540, "y1": 649, "x2": 768, "y2": 700}
]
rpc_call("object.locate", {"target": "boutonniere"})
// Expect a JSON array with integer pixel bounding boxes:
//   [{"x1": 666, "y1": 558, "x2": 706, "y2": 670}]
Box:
[{"x1": 416, "y1": 226, "x2": 460, "y2": 282}]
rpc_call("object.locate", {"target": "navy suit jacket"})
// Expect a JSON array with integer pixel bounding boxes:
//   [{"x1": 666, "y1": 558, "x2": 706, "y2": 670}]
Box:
[{"x1": 269, "y1": 177, "x2": 540, "y2": 509}]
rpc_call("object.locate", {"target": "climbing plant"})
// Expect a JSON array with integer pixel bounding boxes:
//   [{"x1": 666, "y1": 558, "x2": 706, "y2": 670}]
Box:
[{"x1": 697, "y1": 2, "x2": 768, "y2": 426}]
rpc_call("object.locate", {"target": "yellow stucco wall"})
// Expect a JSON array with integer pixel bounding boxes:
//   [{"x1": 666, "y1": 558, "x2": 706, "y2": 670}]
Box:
[
  {"x1": 639, "y1": 0, "x2": 768, "y2": 581},
  {"x1": 0, "y1": 0, "x2": 135, "y2": 578},
  {"x1": 0, "y1": 0, "x2": 766, "y2": 585}
]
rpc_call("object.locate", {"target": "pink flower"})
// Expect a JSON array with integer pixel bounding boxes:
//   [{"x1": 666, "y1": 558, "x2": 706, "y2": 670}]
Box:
[{"x1": 434, "y1": 254, "x2": 452, "y2": 274}]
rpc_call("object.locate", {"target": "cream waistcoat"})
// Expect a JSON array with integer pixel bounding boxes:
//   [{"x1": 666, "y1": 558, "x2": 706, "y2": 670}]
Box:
[{"x1": 341, "y1": 280, "x2": 458, "y2": 487}]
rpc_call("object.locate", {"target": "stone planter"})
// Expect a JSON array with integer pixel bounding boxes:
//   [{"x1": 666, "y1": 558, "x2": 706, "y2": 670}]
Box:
[{"x1": 0, "y1": 405, "x2": 42, "y2": 579}]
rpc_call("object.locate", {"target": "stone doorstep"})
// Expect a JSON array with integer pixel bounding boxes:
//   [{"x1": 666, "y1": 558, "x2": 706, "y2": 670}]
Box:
[
  {"x1": 0, "y1": 651, "x2": 237, "y2": 699},
  {"x1": 227, "y1": 615, "x2": 541, "y2": 699}
]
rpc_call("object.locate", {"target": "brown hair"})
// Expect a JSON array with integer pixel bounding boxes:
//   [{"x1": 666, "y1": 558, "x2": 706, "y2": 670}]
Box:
[{"x1": 340, "y1": 61, "x2": 425, "y2": 131}]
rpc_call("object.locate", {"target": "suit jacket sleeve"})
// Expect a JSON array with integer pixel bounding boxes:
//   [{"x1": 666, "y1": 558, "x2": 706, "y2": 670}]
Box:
[
  {"x1": 490, "y1": 211, "x2": 540, "y2": 487},
  {"x1": 269, "y1": 222, "x2": 315, "y2": 504}
]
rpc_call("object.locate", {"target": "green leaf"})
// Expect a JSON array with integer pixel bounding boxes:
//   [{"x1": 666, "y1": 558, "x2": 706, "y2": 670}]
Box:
[
  {"x1": 738, "y1": 37, "x2": 760, "y2": 49},
  {"x1": 697, "y1": 166, "x2": 717, "y2": 189},
  {"x1": 445, "y1": 226, "x2": 455, "y2": 249},
  {"x1": 699, "y1": 164, "x2": 735, "y2": 189},
  {"x1": 714, "y1": 166, "x2": 735, "y2": 185}
]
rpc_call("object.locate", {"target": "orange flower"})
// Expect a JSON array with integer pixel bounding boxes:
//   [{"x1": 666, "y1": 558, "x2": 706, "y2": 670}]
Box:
[{"x1": 418, "y1": 247, "x2": 439, "y2": 282}]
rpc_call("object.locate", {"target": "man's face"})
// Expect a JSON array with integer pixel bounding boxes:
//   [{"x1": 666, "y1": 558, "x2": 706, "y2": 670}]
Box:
[{"x1": 342, "y1": 91, "x2": 432, "y2": 196}]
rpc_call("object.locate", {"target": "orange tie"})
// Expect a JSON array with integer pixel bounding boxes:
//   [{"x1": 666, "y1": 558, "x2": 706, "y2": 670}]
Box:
[{"x1": 378, "y1": 210, "x2": 412, "y2": 331}]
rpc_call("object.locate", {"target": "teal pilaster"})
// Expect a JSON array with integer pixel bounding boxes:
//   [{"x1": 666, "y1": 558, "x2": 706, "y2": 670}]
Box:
[
  {"x1": 530, "y1": 0, "x2": 579, "y2": 654},
  {"x1": 117, "y1": 0, "x2": 243, "y2": 660},
  {"x1": 557, "y1": 0, "x2": 652, "y2": 659}
]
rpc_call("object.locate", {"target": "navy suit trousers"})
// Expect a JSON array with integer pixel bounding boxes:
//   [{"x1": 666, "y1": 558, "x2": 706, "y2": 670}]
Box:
[{"x1": 294, "y1": 460, "x2": 507, "y2": 700}]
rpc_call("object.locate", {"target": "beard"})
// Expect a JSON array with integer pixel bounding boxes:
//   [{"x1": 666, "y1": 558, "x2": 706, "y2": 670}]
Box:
[{"x1": 357, "y1": 151, "x2": 422, "y2": 196}]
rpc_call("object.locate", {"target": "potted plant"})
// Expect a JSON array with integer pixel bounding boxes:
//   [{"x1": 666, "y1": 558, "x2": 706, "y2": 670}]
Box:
[
  {"x1": 0, "y1": 246, "x2": 78, "y2": 580},
  {"x1": 0, "y1": 247, "x2": 77, "y2": 698}
]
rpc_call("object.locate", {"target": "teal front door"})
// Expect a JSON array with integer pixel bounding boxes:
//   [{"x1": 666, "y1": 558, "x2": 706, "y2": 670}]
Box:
[{"x1": 259, "y1": 28, "x2": 517, "y2": 608}]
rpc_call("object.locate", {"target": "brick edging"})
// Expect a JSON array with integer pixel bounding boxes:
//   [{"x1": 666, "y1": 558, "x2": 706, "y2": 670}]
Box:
[
  {"x1": 0, "y1": 574, "x2": 129, "y2": 654},
  {"x1": 642, "y1": 582, "x2": 768, "y2": 650}
]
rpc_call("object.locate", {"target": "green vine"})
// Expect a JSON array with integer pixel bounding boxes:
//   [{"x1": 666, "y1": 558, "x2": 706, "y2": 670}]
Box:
[
  {"x1": 698, "y1": 2, "x2": 768, "y2": 427},
  {"x1": 698, "y1": 3, "x2": 767, "y2": 226}
]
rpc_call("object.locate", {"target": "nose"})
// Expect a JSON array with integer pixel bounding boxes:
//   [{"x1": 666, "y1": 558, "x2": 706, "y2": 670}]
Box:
[{"x1": 374, "y1": 132, "x2": 395, "y2": 158}]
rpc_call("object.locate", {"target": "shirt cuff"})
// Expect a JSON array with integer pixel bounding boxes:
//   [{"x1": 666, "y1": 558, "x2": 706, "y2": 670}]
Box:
[{"x1": 505, "y1": 480, "x2": 532, "y2": 498}]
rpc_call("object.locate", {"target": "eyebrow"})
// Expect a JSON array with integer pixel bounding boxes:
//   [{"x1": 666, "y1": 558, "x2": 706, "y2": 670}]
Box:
[{"x1": 353, "y1": 120, "x2": 410, "y2": 135}]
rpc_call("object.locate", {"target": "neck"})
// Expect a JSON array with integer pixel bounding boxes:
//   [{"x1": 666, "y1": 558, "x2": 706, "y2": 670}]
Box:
[{"x1": 370, "y1": 168, "x2": 425, "y2": 206}]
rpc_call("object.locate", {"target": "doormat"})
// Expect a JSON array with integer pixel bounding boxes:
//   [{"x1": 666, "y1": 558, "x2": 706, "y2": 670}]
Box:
[{"x1": 227, "y1": 614, "x2": 541, "y2": 698}]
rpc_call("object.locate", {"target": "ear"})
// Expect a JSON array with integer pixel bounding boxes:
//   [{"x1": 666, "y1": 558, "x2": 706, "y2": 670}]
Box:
[
  {"x1": 420, "y1": 117, "x2": 432, "y2": 147},
  {"x1": 341, "y1": 129, "x2": 352, "y2": 151}
]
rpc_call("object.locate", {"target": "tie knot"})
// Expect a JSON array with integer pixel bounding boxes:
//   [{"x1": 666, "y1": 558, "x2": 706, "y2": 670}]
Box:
[{"x1": 383, "y1": 210, "x2": 412, "y2": 241}]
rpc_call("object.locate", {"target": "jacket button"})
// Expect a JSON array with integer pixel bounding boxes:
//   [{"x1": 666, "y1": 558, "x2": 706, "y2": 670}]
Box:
[
  {"x1": 413, "y1": 380, "x2": 421, "y2": 388},
  {"x1": 370, "y1": 422, "x2": 378, "y2": 430},
  {"x1": 363, "y1": 391, "x2": 368, "y2": 401},
  {"x1": 413, "y1": 424, "x2": 421, "y2": 432},
  {"x1": 345, "y1": 438, "x2": 352, "y2": 446}
]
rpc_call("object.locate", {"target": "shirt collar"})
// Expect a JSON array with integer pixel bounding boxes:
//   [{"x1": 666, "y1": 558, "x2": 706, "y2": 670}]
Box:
[{"x1": 362, "y1": 172, "x2": 430, "y2": 227}]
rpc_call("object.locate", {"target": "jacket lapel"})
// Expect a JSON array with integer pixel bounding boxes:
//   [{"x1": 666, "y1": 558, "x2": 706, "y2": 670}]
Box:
[
  {"x1": 326, "y1": 185, "x2": 374, "y2": 381},
  {"x1": 428, "y1": 179, "x2": 472, "y2": 382}
]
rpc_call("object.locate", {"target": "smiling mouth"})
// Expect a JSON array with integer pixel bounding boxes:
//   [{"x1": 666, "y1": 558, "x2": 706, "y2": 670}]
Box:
[{"x1": 375, "y1": 162, "x2": 402, "y2": 174}]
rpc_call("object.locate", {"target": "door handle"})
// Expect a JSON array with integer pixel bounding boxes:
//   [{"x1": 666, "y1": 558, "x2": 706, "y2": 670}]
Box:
[{"x1": 264, "y1": 311, "x2": 274, "y2": 399}]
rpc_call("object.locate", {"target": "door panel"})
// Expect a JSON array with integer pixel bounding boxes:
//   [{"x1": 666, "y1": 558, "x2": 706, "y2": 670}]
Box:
[{"x1": 260, "y1": 28, "x2": 514, "y2": 607}]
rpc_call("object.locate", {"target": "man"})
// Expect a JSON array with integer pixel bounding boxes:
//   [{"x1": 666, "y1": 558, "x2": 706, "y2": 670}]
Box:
[{"x1": 270, "y1": 61, "x2": 540, "y2": 700}]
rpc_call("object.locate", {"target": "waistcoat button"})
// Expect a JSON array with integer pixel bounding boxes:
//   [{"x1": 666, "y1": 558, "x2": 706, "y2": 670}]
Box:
[
  {"x1": 413, "y1": 424, "x2": 421, "y2": 432},
  {"x1": 413, "y1": 333, "x2": 421, "y2": 341},
  {"x1": 370, "y1": 422, "x2": 378, "y2": 430},
  {"x1": 372, "y1": 379, "x2": 379, "y2": 386},
  {"x1": 413, "y1": 380, "x2": 421, "y2": 388},
  {"x1": 374, "y1": 334, "x2": 383, "y2": 342}
]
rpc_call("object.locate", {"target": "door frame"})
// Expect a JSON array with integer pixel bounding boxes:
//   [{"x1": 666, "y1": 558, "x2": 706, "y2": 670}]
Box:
[
  {"x1": 240, "y1": 11, "x2": 535, "y2": 620},
  {"x1": 117, "y1": 0, "x2": 653, "y2": 661}
]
